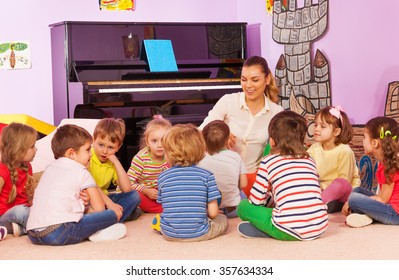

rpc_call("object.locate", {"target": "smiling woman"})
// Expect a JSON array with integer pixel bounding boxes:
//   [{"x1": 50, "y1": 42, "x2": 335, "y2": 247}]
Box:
[{"x1": 199, "y1": 56, "x2": 284, "y2": 196}]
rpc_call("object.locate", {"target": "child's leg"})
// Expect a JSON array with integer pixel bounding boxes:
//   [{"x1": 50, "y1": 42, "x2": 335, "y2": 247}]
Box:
[
  {"x1": 322, "y1": 178, "x2": 353, "y2": 203},
  {"x1": 0, "y1": 205, "x2": 30, "y2": 234},
  {"x1": 204, "y1": 214, "x2": 229, "y2": 240},
  {"x1": 348, "y1": 187, "x2": 399, "y2": 225},
  {"x1": 242, "y1": 172, "x2": 257, "y2": 197},
  {"x1": 28, "y1": 209, "x2": 118, "y2": 246},
  {"x1": 237, "y1": 199, "x2": 298, "y2": 241},
  {"x1": 138, "y1": 192, "x2": 163, "y2": 213},
  {"x1": 161, "y1": 214, "x2": 229, "y2": 242},
  {"x1": 108, "y1": 190, "x2": 141, "y2": 222}
]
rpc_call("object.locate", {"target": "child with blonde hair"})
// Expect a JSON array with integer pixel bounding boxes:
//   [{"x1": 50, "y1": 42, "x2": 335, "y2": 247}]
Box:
[
  {"x1": 27, "y1": 124, "x2": 126, "y2": 245},
  {"x1": 307, "y1": 105, "x2": 360, "y2": 213},
  {"x1": 128, "y1": 115, "x2": 172, "y2": 213},
  {"x1": 199, "y1": 120, "x2": 247, "y2": 218},
  {"x1": 343, "y1": 116, "x2": 399, "y2": 227},
  {"x1": 237, "y1": 111, "x2": 328, "y2": 240},
  {"x1": 0, "y1": 123, "x2": 37, "y2": 239},
  {"x1": 89, "y1": 118, "x2": 141, "y2": 222},
  {"x1": 154, "y1": 124, "x2": 228, "y2": 241}
]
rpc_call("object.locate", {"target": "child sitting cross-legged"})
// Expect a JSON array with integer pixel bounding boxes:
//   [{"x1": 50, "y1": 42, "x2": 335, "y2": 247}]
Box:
[
  {"x1": 128, "y1": 115, "x2": 172, "y2": 213},
  {"x1": 198, "y1": 120, "x2": 247, "y2": 218},
  {"x1": 343, "y1": 116, "x2": 399, "y2": 228},
  {"x1": 89, "y1": 118, "x2": 141, "y2": 222},
  {"x1": 27, "y1": 124, "x2": 126, "y2": 245},
  {"x1": 237, "y1": 110, "x2": 328, "y2": 240},
  {"x1": 0, "y1": 123, "x2": 38, "y2": 239},
  {"x1": 153, "y1": 124, "x2": 228, "y2": 241}
]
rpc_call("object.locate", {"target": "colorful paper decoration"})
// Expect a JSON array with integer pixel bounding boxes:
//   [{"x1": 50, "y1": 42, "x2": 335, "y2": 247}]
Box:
[
  {"x1": 266, "y1": 0, "x2": 288, "y2": 15},
  {"x1": 99, "y1": 0, "x2": 135, "y2": 11}
]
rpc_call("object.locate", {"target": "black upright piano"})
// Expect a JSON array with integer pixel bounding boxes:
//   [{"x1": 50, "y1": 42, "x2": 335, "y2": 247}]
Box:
[{"x1": 50, "y1": 21, "x2": 247, "y2": 168}]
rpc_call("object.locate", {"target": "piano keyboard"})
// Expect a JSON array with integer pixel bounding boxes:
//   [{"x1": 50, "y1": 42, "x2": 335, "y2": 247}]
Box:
[{"x1": 98, "y1": 84, "x2": 242, "y2": 94}]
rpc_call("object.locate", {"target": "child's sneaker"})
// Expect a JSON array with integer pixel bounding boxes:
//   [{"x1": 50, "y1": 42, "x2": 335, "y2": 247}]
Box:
[
  {"x1": 12, "y1": 223, "x2": 23, "y2": 237},
  {"x1": 125, "y1": 207, "x2": 143, "y2": 222},
  {"x1": 89, "y1": 223, "x2": 126, "y2": 242},
  {"x1": 151, "y1": 214, "x2": 161, "y2": 232},
  {"x1": 346, "y1": 213, "x2": 373, "y2": 228},
  {"x1": 237, "y1": 221, "x2": 271, "y2": 238},
  {"x1": 326, "y1": 200, "x2": 344, "y2": 213},
  {"x1": 0, "y1": 226, "x2": 7, "y2": 241}
]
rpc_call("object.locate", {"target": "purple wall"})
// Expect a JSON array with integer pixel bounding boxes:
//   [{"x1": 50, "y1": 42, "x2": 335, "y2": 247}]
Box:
[
  {"x1": 239, "y1": 0, "x2": 399, "y2": 124},
  {"x1": 0, "y1": 0, "x2": 239, "y2": 124},
  {"x1": 1, "y1": 0, "x2": 399, "y2": 125}
]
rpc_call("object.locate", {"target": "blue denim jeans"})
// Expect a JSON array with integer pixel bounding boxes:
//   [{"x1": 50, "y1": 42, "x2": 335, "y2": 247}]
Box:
[
  {"x1": 348, "y1": 187, "x2": 399, "y2": 225},
  {"x1": 109, "y1": 190, "x2": 140, "y2": 222},
  {"x1": 0, "y1": 204, "x2": 30, "y2": 234},
  {"x1": 28, "y1": 209, "x2": 118, "y2": 246},
  {"x1": 221, "y1": 191, "x2": 247, "y2": 218}
]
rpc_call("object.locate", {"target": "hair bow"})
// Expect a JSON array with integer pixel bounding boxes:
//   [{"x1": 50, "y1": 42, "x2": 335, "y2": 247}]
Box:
[
  {"x1": 153, "y1": 115, "x2": 164, "y2": 120},
  {"x1": 329, "y1": 105, "x2": 344, "y2": 123},
  {"x1": 380, "y1": 127, "x2": 397, "y2": 140}
]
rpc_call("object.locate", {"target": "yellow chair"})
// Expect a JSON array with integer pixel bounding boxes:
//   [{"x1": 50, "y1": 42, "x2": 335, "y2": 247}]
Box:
[{"x1": 0, "y1": 114, "x2": 56, "y2": 135}]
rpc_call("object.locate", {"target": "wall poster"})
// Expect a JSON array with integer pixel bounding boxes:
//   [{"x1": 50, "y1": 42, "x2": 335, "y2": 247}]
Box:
[
  {"x1": 0, "y1": 41, "x2": 31, "y2": 70},
  {"x1": 99, "y1": 0, "x2": 135, "y2": 11}
]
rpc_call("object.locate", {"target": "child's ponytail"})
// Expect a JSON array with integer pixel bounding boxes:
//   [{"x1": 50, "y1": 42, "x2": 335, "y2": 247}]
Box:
[{"x1": 379, "y1": 127, "x2": 399, "y2": 183}]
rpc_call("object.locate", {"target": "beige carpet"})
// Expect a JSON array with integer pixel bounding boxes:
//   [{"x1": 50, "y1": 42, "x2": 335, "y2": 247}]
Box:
[{"x1": 1, "y1": 213, "x2": 398, "y2": 260}]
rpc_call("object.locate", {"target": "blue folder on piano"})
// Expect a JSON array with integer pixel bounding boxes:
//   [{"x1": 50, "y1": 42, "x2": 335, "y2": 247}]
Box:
[{"x1": 141, "y1": 40, "x2": 178, "y2": 72}]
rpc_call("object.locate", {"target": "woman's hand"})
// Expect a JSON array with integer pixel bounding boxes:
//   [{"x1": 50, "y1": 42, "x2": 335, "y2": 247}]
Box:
[{"x1": 227, "y1": 133, "x2": 237, "y2": 150}]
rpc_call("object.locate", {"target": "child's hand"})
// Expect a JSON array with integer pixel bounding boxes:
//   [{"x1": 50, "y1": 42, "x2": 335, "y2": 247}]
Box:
[
  {"x1": 108, "y1": 202, "x2": 123, "y2": 221},
  {"x1": 341, "y1": 202, "x2": 351, "y2": 216},
  {"x1": 79, "y1": 190, "x2": 90, "y2": 206},
  {"x1": 107, "y1": 154, "x2": 119, "y2": 165},
  {"x1": 143, "y1": 188, "x2": 158, "y2": 200}
]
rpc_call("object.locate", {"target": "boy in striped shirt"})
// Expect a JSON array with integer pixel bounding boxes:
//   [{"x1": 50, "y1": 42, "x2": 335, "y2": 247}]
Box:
[
  {"x1": 237, "y1": 111, "x2": 328, "y2": 240},
  {"x1": 156, "y1": 124, "x2": 228, "y2": 241}
]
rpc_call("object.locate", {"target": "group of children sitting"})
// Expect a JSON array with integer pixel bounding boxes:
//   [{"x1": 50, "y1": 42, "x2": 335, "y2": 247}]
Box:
[{"x1": 1, "y1": 105, "x2": 399, "y2": 245}]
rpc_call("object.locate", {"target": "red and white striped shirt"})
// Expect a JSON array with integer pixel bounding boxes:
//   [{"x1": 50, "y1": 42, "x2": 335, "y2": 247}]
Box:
[{"x1": 249, "y1": 154, "x2": 328, "y2": 240}]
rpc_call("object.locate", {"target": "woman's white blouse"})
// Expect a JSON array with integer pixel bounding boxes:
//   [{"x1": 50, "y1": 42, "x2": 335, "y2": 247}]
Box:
[{"x1": 199, "y1": 92, "x2": 283, "y2": 173}]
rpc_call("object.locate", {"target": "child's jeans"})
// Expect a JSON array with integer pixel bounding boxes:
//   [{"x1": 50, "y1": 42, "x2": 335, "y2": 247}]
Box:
[
  {"x1": 109, "y1": 190, "x2": 140, "y2": 222},
  {"x1": 220, "y1": 191, "x2": 247, "y2": 218},
  {"x1": 0, "y1": 204, "x2": 30, "y2": 235},
  {"x1": 348, "y1": 187, "x2": 399, "y2": 225},
  {"x1": 322, "y1": 178, "x2": 353, "y2": 204},
  {"x1": 28, "y1": 209, "x2": 118, "y2": 246}
]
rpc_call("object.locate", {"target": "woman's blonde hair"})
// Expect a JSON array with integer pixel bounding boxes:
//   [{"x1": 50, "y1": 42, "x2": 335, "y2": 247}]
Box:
[
  {"x1": 162, "y1": 124, "x2": 206, "y2": 166},
  {"x1": 0, "y1": 123, "x2": 37, "y2": 203},
  {"x1": 243, "y1": 55, "x2": 279, "y2": 103},
  {"x1": 140, "y1": 115, "x2": 172, "y2": 149}
]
